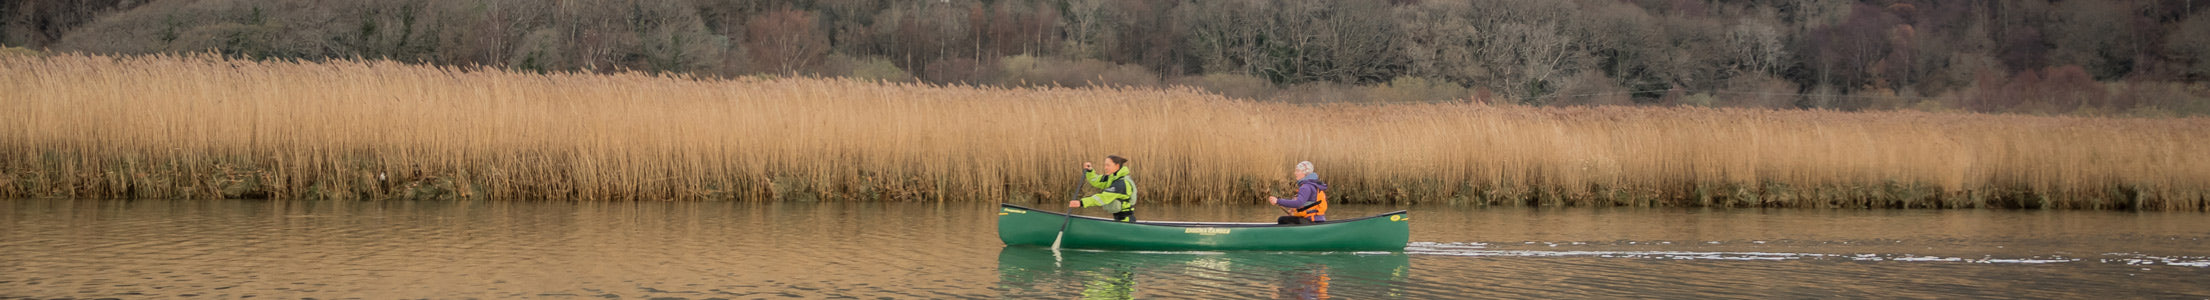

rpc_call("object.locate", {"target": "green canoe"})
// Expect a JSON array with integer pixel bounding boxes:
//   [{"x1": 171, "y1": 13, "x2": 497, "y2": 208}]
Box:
[{"x1": 996, "y1": 203, "x2": 1410, "y2": 251}]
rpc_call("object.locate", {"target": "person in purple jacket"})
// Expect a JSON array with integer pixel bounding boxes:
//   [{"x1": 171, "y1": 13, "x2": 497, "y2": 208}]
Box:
[{"x1": 1267, "y1": 161, "x2": 1329, "y2": 224}]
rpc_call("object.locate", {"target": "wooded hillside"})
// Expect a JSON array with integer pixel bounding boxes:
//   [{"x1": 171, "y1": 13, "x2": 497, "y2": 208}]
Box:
[{"x1": 6, "y1": 0, "x2": 2208, "y2": 114}]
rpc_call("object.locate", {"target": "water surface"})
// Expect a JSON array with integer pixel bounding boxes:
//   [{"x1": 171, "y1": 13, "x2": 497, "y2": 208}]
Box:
[{"x1": 3, "y1": 199, "x2": 2206, "y2": 298}]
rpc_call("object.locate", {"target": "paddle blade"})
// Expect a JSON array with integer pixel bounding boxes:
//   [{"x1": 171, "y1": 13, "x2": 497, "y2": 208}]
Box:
[{"x1": 1050, "y1": 231, "x2": 1064, "y2": 250}]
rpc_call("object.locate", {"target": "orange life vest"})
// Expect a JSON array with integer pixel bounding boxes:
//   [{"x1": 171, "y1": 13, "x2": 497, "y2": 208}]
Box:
[{"x1": 1290, "y1": 191, "x2": 1328, "y2": 219}]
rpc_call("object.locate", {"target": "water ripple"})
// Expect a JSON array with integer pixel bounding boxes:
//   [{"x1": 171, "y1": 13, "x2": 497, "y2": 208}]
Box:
[
  {"x1": 1408, "y1": 241, "x2": 2208, "y2": 268},
  {"x1": 5, "y1": 200, "x2": 2209, "y2": 299}
]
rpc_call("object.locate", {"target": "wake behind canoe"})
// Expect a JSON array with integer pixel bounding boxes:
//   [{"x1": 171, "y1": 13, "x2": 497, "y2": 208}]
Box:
[{"x1": 996, "y1": 203, "x2": 1410, "y2": 251}]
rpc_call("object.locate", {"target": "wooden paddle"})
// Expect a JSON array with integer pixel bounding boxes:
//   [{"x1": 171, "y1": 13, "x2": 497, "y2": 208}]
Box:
[
  {"x1": 1052, "y1": 170, "x2": 1081, "y2": 251},
  {"x1": 1051, "y1": 205, "x2": 1074, "y2": 250}
]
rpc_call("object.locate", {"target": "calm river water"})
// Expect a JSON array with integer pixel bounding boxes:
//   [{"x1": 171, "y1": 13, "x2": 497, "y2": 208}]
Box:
[{"x1": 3, "y1": 199, "x2": 2207, "y2": 299}]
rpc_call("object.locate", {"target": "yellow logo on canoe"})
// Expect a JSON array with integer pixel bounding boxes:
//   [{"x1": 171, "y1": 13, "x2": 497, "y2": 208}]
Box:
[
  {"x1": 1184, "y1": 228, "x2": 1231, "y2": 235},
  {"x1": 1390, "y1": 215, "x2": 1405, "y2": 222},
  {"x1": 1002, "y1": 208, "x2": 1026, "y2": 214}
]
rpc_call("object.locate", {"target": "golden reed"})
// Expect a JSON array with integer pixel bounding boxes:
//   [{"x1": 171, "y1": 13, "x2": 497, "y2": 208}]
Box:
[{"x1": 4, "y1": 54, "x2": 2206, "y2": 210}]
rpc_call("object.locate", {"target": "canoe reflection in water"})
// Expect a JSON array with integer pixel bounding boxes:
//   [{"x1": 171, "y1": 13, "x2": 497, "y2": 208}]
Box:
[{"x1": 996, "y1": 246, "x2": 1411, "y2": 299}]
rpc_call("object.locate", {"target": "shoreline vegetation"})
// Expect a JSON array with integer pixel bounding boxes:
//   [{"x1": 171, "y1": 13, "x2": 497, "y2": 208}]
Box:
[
  {"x1": 5, "y1": 54, "x2": 2208, "y2": 210},
  {"x1": 13, "y1": 1, "x2": 2210, "y2": 116}
]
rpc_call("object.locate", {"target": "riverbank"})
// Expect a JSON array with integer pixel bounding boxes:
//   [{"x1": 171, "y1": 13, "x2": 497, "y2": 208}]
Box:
[{"x1": 4, "y1": 54, "x2": 2207, "y2": 210}]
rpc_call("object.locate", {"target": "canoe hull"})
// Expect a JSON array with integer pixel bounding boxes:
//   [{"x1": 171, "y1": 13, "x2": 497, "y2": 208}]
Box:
[{"x1": 996, "y1": 204, "x2": 1409, "y2": 251}]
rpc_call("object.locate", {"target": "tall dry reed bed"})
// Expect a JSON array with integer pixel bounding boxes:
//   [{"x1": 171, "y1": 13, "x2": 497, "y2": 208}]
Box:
[{"x1": 4, "y1": 54, "x2": 2207, "y2": 210}]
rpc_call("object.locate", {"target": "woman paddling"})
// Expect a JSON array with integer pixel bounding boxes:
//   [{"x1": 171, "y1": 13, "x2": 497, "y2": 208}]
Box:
[
  {"x1": 1268, "y1": 161, "x2": 1329, "y2": 224},
  {"x1": 1068, "y1": 155, "x2": 1138, "y2": 222}
]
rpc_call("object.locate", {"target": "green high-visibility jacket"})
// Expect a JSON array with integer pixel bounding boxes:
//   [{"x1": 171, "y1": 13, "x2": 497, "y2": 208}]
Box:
[{"x1": 1077, "y1": 166, "x2": 1137, "y2": 220}]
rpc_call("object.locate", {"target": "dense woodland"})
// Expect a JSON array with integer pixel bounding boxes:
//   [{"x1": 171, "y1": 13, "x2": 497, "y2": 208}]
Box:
[{"x1": 6, "y1": 0, "x2": 2210, "y2": 115}]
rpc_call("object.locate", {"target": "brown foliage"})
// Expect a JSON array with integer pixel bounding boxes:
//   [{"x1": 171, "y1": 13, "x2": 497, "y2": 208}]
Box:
[
  {"x1": 1970, "y1": 65, "x2": 2110, "y2": 114},
  {"x1": 0, "y1": 0, "x2": 138, "y2": 47},
  {"x1": 998, "y1": 55, "x2": 1158, "y2": 88},
  {"x1": 921, "y1": 57, "x2": 999, "y2": 85},
  {"x1": 5, "y1": 54, "x2": 2209, "y2": 210}
]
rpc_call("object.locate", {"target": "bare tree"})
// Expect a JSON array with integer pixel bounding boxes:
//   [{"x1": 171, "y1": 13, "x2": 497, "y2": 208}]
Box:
[
  {"x1": 1245, "y1": 0, "x2": 1403, "y2": 84},
  {"x1": 1176, "y1": 0, "x2": 1267, "y2": 75},
  {"x1": 1479, "y1": 22, "x2": 1577, "y2": 102},
  {"x1": 2046, "y1": 0, "x2": 2143, "y2": 80},
  {"x1": 1728, "y1": 19, "x2": 1788, "y2": 75},
  {"x1": 1397, "y1": 0, "x2": 1478, "y2": 86},
  {"x1": 1061, "y1": 0, "x2": 1107, "y2": 58},
  {"x1": 2171, "y1": 12, "x2": 2210, "y2": 79},
  {"x1": 747, "y1": 9, "x2": 828, "y2": 75}
]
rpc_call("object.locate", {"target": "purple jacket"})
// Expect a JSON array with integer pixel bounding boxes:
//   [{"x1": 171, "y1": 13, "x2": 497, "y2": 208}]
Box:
[{"x1": 1274, "y1": 173, "x2": 1329, "y2": 221}]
